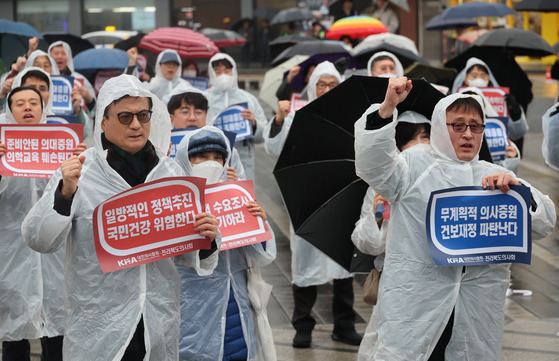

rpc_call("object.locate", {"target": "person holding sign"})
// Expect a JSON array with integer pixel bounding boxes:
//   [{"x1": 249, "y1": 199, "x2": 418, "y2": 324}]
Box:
[
  {"x1": 22, "y1": 75, "x2": 220, "y2": 361},
  {"x1": 206, "y1": 54, "x2": 267, "y2": 180},
  {"x1": 148, "y1": 49, "x2": 192, "y2": 102},
  {"x1": 0, "y1": 86, "x2": 86, "y2": 361},
  {"x1": 174, "y1": 126, "x2": 276, "y2": 360},
  {"x1": 354, "y1": 77, "x2": 556, "y2": 361}
]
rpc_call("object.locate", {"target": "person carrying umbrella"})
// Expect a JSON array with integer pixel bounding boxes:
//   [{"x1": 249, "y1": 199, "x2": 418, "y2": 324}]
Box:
[
  {"x1": 367, "y1": 51, "x2": 403, "y2": 78},
  {"x1": 205, "y1": 54, "x2": 267, "y2": 181},
  {"x1": 354, "y1": 77, "x2": 556, "y2": 360},
  {"x1": 264, "y1": 61, "x2": 363, "y2": 348},
  {"x1": 148, "y1": 49, "x2": 191, "y2": 101}
]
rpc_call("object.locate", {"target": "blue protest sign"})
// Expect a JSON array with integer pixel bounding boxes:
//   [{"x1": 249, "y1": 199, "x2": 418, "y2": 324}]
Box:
[
  {"x1": 484, "y1": 117, "x2": 508, "y2": 162},
  {"x1": 426, "y1": 185, "x2": 531, "y2": 266},
  {"x1": 51, "y1": 75, "x2": 75, "y2": 115},
  {"x1": 213, "y1": 102, "x2": 252, "y2": 141},
  {"x1": 170, "y1": 127, "x2": 237, "y2": 160},
  {"x1": 47, "y1": 115, "x2": 77, "y2": 124},
  {"x1": 181, "y1": 76, "x2": 209, "y2": 90}
]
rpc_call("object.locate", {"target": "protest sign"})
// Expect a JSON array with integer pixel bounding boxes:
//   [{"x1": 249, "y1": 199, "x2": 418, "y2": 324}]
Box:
[
  {"x1": 51, "y1": 75, "x2": 74, "y2": 115},
  {"x1": 426, "y1": 185, "x2": 531, "y2": 266},
  {"x1": 0, "y1": 124, "x2": 83, "y2": 178},
  {"x1": 213, "y1": 102, "x2": 252, "y2": 141},
  {"x1": 289, "y1": 92, "x2": 309, "y2": 113},
  {"x1": 93, "y1": 177, "x2": 209, "y2": 273},
  {"x1": 484, "y1": 117, "x2": 509, "y2": 162},
  {"x1": 181, "y1": 76, "x2": 210, "y2": 90},
  {"x1": 95, "y1": 71, "x2": 123, "y2": 94},
  {"x1": 47, "y1": 115, "x2": 77, "y2": 124},
  {"x1": 205, "y1": 180, "x2": 271, "y2": 250},
  {"x1": 73, "y1": 78, "x2": 86, "y2": 108},
  {"x1": 458, "y1": 86, "x2": 509, "y2": 116}
]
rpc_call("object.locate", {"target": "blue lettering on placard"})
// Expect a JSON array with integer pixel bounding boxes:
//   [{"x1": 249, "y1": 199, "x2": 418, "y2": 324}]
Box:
[
  {"x1": 484, "y1": 117, "x2": 508, "y2": 163},
  {"x1": 213, "y1": 102, "x2": 253, "y2": 141},
  {"x1": 51, "y1": 75, "x2": 75, "y2": 115}
]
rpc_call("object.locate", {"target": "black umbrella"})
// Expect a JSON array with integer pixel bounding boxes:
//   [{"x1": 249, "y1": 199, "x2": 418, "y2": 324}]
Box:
[
  {"x1": 445, "y1": 46, "x2": 533, "y2": 111},
  {"x1": 273, "y1": 77, "x2": 444, "y2": 270},
  {"x1": 515, "y1": 0, "x2": 559, "y2": 12},
  {"x1": 270, "y1": 7, "x2": 314, "y2": 26},
  {"x1": 0, "y1": 19, "x2": 48, "y2": 67},
  {"x1": 271, "y1": 40, "x2": 348, "y2": 66},
  {"x1": 439, "y1": 1, "x2": 515, "y2": 20},
  {"x1": 472, "y1": 28, "x2": 555, "y2": 57},
  {"x1": 425, "y1": 14, "x2": 477, "y2": 31},
  {"x1": 353, "y1": 43, "x2": 429, "y2": 69},
  {"x1": 404, "y1": 62, "x2": 457, "y2": 89},
  {"x1": 269, "y1": 34, "x2": 313, "y2": 60},
  {"x1": 553, "y1": 42, "x2": 559, "y2": 54},
  {"x1": 113, "y1": 32, "x2": 146, "y2": 51},
  {"x1": 254, "y1": 7, "x2": 280, "y2": 20},
  {"x1": 350, "y1": 249, "x2": 376, "y2": 273},
  {"x1": 231, "y1": 18, "x2": 253, "y2": 32},
  {"x1": 43, "y1": 33, "x2": 94, "y2": 56}
]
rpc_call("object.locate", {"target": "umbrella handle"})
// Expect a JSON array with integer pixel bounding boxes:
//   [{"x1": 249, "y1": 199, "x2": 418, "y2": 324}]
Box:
[{"x1": 375, "y1": 203, "x2": 384, "y2": 219}]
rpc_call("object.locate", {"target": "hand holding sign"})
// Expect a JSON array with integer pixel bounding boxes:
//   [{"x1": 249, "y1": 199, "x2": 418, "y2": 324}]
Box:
[
  {"x1": 241, "y1": 109, "x2": 256, "y2": 127},
  {"x1": 227, "y1": 167, "x2": 238, "y2": 181},
  {"x1": 481, "y1": 172, "x2": 522, "y2": 194},
  {"x1": 246, "y1": 201, "x2": 267, "y2": 222},
  {"x1": 194, "y1": 212, "x2": 218, "y2": 241},
  {"x1": 71, "y1": 88, "x2": 83, "y2": 115},
  {"x1": 0, "y1": 142, "x2": 6, "y2": 158},
  {"x1": 61, "y1": 155, "x2": 85, "y2": 200},
  {"x1": 73, "y1": 143, "x2": 88, "y2": 156}
]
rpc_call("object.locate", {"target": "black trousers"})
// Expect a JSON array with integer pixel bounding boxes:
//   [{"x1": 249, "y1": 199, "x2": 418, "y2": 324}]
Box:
[
  {"x1": 121, "y1": 318, "x2": 146, "y2": 361},
  {"x1": 2, "y1": 336, "x2": 63, "y2": 361},
  {"x1": 292, "y1": 277, "x2": 356, "y2": 334}
]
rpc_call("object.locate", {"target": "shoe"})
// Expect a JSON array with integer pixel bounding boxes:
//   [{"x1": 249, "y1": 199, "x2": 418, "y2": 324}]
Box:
[
  {"x1": 331, "y1": 330, "x2": 363, "y2": 346},
  {"x1": 292, "y1": 331, "x2": 312, "y2": 348}
]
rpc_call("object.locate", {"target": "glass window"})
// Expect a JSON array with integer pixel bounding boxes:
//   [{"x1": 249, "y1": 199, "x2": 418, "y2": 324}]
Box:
[
  {"x1": 83, "y1": 0, "x2": 156, "y2": 34},
  {"x1": 17, "y1": 0, "x2": 70, "y2": 33}
]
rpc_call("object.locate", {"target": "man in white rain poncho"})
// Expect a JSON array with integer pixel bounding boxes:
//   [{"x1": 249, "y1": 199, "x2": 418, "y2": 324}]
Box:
[
  {"x1": 542, "y1": 102, "x2": 559, "y2": 171},
  {"x1": 205, "y1": 54, "x2": 267, "y2": 180},
  {"x1": 367, "y1": 51, "x2": 404, "y2": 78},
  {"x1": 174, "y1": 126, "x2": 276, "y2": 360},
  {"x1": 22, "y1": 74, "x2": 220, "y2": 361},
  {"x1": 264, "y1": 61, "x2": 362, "y2": 348},
  {"x1": 148, "y1": 49, "x2": 191, "y2": 101},
  {"x1": 354, "y1": 77, "x2": 556, "y2": 360},
  {"x1": 0, "y1": 86, "x2": 85, "y2": 360}
]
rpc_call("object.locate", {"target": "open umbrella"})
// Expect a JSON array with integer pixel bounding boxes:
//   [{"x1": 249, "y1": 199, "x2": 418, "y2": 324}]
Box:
[
  {"x1": 389, "y1": 0, "x2": 410, "y2": 12},
  {"x1": 515, "y1": 0, "x2": 559, "y2": 12},
  {"x1": 0, "y1": 19, "x2": 48, "y2": 67},
  {"x1": 325, "y1": 16, "x2": 388, "y2": 40},
  {"x1": 269, "y1": 34, "x2": 313, "y2": 60},
  {"x1": 270, "y1": 7, "x2": 314, "y2": 26},
  {"x1": 259, "y1": 55, "x2": 309, "y2": 112},
  {"x1": 353, "y1": 43, "x2": 428, "y2": 69},
  {"x1": 273, "y1": 77, "x2": 444, "y2": 270},
  {"x1": 199, "y1": 28, "x2": 247, "y2": 48},
  {"x1": 404, "y1": 62, "x2": 457, "y2": 89},
  {"x1": 351, "y1": 32, "x2": 419, "y2": 56},
  {"x1": 439, "y1": 1, "x2": 515, "y2": 20},
  {"x1": 254, "y1": 7, "x2": 280, "y2": 20},
  {"x1": 553, "y1": 42, "x2": 559, "y2": 54},
  {"x1": 73, "y1": 47, "x2": 129, "y2": 73},
  {"x1": 271, "y1": 40, "x2": 348, "y2": 66},
  {"x1": 138, "y1": 27, "x2": 219, "y2": 59},
  {"x1": 473, "y1": 28, "x2": 555, "y2": 57},
  {"x1": 113, "y1": 32, "x2": 146, "y2": 51},
  {"x1": 43, "y1": 33, "x2": 94, "y2": 56},
  {"x1": 425, "y1": 14, "x2": 478, "y2": 31}
]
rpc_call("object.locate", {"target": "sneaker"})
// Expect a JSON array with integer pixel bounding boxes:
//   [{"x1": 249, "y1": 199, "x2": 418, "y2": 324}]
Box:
[
  {"x1": 292, "y1": 331, "x2": 312, "y2": 348},
  {"x1": 331, "y1": 330, "x2": 363, "y2": 346}
]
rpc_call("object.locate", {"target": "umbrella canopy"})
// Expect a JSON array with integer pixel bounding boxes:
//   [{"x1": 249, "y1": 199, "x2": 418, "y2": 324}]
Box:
[
  {"x1": 43, "y1": 33, "x2": 94, "y2": 56},
  {"x1": 73, "y1": 47, "x2": 129, "y2": 73},
  {"x1": 199, "y1": 28, "x2": 247, "y2": 48},
  {"x1": 113, "y1": 32, "x2": 146, "y2": 51},
  {"x1": 351, "y1": 32, "x2": 419, "y2": 56},
  {"x1": 271, "y1": 40, "x2": 348, "y2": 66},
  {"x1": 425, "y1": 14, "x2": 478, "y2": 31},
  {"x1": 439, "y1": 1, "x2": 516, "y2": 20},
  {"x1": 254, "y1": 7, "x2": 280, "y2": 20},
  {"x1": 389, "y1": 0, "x2": 410, "y2": 12},
  {"x1": 259, "y1": 55, "x2": 309, "y2": 112},
  {"x1": 231, "y1": 17, "x2": 253, "y2": 32},
  {"x1": 515, "y1": 0, "x2": 559, "y2": 12},
  {"x1": 0, "y1": 19, "x2": 48, "y2": 67},
  {"x1": 553, "y1": 42, "x2": 559, "y2": 54},
  {"x1": 473, "y1": 28, "x2": 555, "y2": 57},
  {"x1": 269, "y1": 34, "x2": 313, "y2": 60},
  {"x1": 325, "y1": 16, "x2": 389, "y2": 40},
  {"x1": 273, "y1": 77, "x2": 444, "y2": 270},
  {"x1": 445, "y1": 46, "x2": 532, "y2": 111},
  {"x1": 353, "y1": 43, "x2": 428, "y2": 69},
  {"x1": 404, "y1": 62, "x2": 457, "y2": 89},
  {"x1": 270, "y1": 7, "x2": 314, "y2": 26},
  {"x1": 138, "y1": 27, "x2": 219, "y2": 59}
]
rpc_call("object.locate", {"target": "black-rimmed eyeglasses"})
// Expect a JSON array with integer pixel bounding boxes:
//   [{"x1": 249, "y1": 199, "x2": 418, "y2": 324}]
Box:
[{"x1": 446, "y1": 123, "x2": 485, "y2": 134}]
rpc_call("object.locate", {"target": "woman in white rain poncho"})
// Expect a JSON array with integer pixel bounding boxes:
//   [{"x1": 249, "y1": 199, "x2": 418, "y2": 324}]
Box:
[
  {"x1": 149, "y1": 49, "x2": 191, "y2": 101},
  {"x1": 174, "y1": 126, "x2": 276, "y2": 360},
  {"x1": 542, "y1": 102, "x2": 559, "y2": 171},
  {"x1": 205, "y1": 53, "x2": 267, "y2": 180},
  {"x1": 354, "y1": 80, "x2": 556, "y2": 360},
  {"x1": 22, "y1": 74, "x2": 220, "y2": 361}
]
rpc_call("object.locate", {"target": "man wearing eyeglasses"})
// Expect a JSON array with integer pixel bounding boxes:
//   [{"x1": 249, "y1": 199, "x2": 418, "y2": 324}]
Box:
[
  {"x1": 22, "y1": 75, "x2": 220, "y2": 361},
  {"x1": 354, "y1": 77, "x2": 556, "y2": 360}
]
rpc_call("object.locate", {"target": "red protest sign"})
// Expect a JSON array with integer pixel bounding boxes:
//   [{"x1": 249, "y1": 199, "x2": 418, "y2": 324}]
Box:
[
  {"x1": 205, "y1": 180, "x2": 272, "y2": 250},
  {"x1": 289, "y1": 92, "x2": 309, "y2": 113},
  {"x1": 0, "y1": 124, "x2": 83, "y2": 178},
  {"x1": 93, "y1": 177, "x2": 209, "y2": 273},
  {"x1": 458, "y1": 86, "x2": 510, "y2": 117}
]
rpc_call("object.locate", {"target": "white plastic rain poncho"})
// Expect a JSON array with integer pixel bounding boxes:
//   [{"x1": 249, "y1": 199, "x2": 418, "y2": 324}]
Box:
[
  {"x1": 25, "y1": 50, "x2": 60, "y2": 76},
  {"x1": 542, "y1": 102, "x2": 559, "y2": 171},
  {"x1": 13, "y1": 67, "x2": 55, "y2": 116},
  {"x1": 354, "y1": 93, "x2": 556, "y2": 361},
  {"x1": 161, "y1": 82, "x2": 247, "y2": 181},
  {"x1": 205, "y1": 53, "x2": 267, "y2": 180},
  {"x1": 0, "y1": 85, "x2": 65, "y2": 341},
  {"x1": 174, "y1": 126, "x2": 276, "y2": 360},
  {"x1": 263, "y1": 61, "x2": 350, "y2": 286},
  {"x1": 451, "y1": 57, "x2": 528, "y2": 141},
  {"x1": 149, "y1": 49, "x2": 191, "y2": 102},
  {"x1": 366, "y1": 51, "x2": 404, "y2": 78},
  {"x1": 22, "y1": 74, "x2": 219, "y2": 361}
]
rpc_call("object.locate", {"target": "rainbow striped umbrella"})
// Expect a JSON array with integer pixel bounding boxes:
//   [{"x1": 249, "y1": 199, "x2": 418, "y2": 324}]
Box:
[
  {"x1": 325, "y1": 16, "x2": 388, "y2": 40},
  {"x1": 138, "y1": 27, "x2": 219, "y2": 58}
]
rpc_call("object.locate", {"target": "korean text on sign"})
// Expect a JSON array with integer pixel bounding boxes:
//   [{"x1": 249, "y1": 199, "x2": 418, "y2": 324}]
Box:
[{"x1": 213, "y1": 102, "x2": 253, "y2": 141}]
